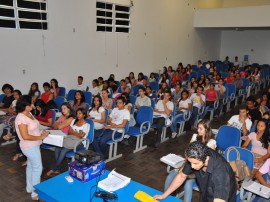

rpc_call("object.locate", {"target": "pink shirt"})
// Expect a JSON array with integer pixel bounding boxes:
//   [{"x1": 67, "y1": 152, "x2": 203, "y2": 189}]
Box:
[
  {"x1": 56, "y1": 116, "x2": 71, "y2": 134},
  {"x1": 205, "y1": 89, "x2": 217, "y2": 101},
  {"x1": 15, "y1": 113, "x2": 42, "y2": 151},
  {"x1": 259, "y1": 159, "x2": 270, "y2": 185},
  {"x1": 248, "y1": 132, "x2": 268, "y2": 156}
]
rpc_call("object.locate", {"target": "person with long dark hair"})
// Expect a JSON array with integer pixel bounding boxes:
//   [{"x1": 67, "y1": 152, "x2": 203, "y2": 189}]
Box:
[
  {"x1": 15, "y1": 95, "x2": 49, "y2": 200},
  {"x1": 52, "y1": 102, "x2": 74, "y2": 134},
  {"x1": 46, "y1": 108, "x2": 90, "y2": 177},
  {"x1": 50, "y1": 78, "x2": 60, "y2": 98},
  {"x1": 28, "y1": 82, "x2": 40, "y2": 104},
  {"x1": 88, "y1": 95, "x2": 106, "y2": 135},
  {"x1": 70, "y1": 90, "x2": 86, "y2": 111},
  {"x1": 35, "y1": 99, "x2": 53, "y2": 127},
  {"x1": 242, "y1": 119, "x2": 270, "y2": 175}
]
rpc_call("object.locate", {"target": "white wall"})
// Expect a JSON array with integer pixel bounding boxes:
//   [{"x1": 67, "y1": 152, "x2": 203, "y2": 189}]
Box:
[
  {"x1": 194, "y1": 5, "x2": 270, "y2": 28},
  {"x1": 0, "y1": 0, "x2": 221, "y2": 93},
  {"x1": 220, "y1": 30, "x2": 270, "y2": 64}
]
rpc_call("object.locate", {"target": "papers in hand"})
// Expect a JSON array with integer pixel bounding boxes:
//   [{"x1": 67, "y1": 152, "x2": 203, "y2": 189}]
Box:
[
  {"x1": 0, "y1": 110, "x2": 6, "y2": 116},
  {"x1": 40, "y1": 125, "x2": 50, "y2": 130},
  {"x1": 242, "y1": 179, "x2": 270, "y2": 199},
  {"x1": 98, "y1": 170, "x2": 131, "y2": 192},
  {"x1": 160, "y1": 153, "x2": 185, "y2": 168},
  {"x1": 43, "y1": 130, "x2": 67, "y2": 147}
]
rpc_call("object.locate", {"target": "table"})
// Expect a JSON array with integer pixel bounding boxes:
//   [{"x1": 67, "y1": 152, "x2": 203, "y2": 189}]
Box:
[{"x1": 35, "y1": 171, "x2": 182, "y2": 202}]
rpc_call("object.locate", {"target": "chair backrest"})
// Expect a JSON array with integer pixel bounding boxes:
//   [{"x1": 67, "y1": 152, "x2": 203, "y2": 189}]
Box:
[
  {"x1": 133, "y1": 85, "x2": 143, "y2": 96},
  {"x1": 225, "y1": 83, "x2": 236, "y2": 97},
  {"x1": 241, "y1": 78, "x2": 250, "y2": 89},
  {"x1": 104, "y1": 109, "x2": 109, "y2": 124},
  {"x1": 58, "y1": 87, "x2": 66, "y2": 97},
  {"x1": 85, "y1": 118, "x2": 95, "y2": 144},
  {"x1": 154, "y1": 73, "x2": 159, "y2": 81},
  {"x1": 197, "y1": 70, "x2": 205, "y2": 78},
  {"x1": 50, "y1": 109, "x2": 57, "y2": 124},
  {"x1": 0, "y1": 94, "x2": 5, "y2": 103},
  {"x1": 150, "y1": 99, "x2": 156, "y2": 109},
  {"x1": 84, "y1": 92, "x2": 92, "y2": 105},
  {"x1": 221, "y1": 72, "x2": 229, "y2": 79},
  {"x1": 136, "y1": 106, "x2": 153, "y2": 125},
  {"x1": 224, "y1": 146, "x2": 254, "y2": 170},
  {"x1": 67, "y1": 89, "x2": 76, "y2": 101},
  {"x1": 216, "y1": 125, "x2": 241, "y2": 152},
  {"x1": 53, "y1": 96, "x2": 65, "y2": 111},
  {"x1": 129, "y1": 95, "x2": 136, "y2": 105},
  {"x1": 189, "y1": 72, "x2": 198, "y2": 80},
  {"x1": 149, "y1": 82, "x2": 159, "y2": 92}
]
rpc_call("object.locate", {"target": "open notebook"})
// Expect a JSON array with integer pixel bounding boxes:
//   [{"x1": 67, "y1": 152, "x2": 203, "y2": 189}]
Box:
[
  {"x1": 160, "y1": 154, "x2": 185, "y2": 168},
  {"x1": 242, "y1": 179, "x2": 270, "y2": 199}
]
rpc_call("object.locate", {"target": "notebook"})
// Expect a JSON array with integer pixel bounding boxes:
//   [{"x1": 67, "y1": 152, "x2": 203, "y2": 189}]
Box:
[{"x1": 160, "y1": 154, "x2": 185, "y2": 168}]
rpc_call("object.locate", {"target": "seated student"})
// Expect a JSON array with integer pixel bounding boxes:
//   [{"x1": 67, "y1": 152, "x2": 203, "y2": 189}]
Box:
[
  {"x1": 111, "y1": 85, "x2": 121, "y2": 101},
  {"x1": 121, "y1": 92, "x2": 132, "y2": 113},
  {"x1": 205, "y1": 83, "x2": 218, "y2": 108},
  {"x1": 69, "y1": 90, "x2": 87, "y2": 111},
  {"x1": 171, "y1": 90, "x2": 191, "y2": 138},
  {"x1": 167, "y1": 66, "x2": 175, "y2": 79},
  {"x1": 157, "y1": 82, "x2": 169, "y2": 99},
  {"x1": 101, "y1": 89, "x2": 113, "y2": 112},
  {"x1": 34, "y1": 99, "x2": 53, "y2": 127},
  {"x1": 2, "y1": 90, "x2": 23, "y2": 162},
  {"x1": 225, "y1": 71, "x2": 235, "y2": 84},
  {"x1": 40, "y1": 82, "x2": 53, "y2": 103},
  {"x1": 46, "y1": 108, "x2": 90, "y2": 177},
  {"x1": 103, "y1": 80, "x2": 112, "y2": 95},
  {"x1": 153, "y1": 90, "x2": 174, "y2": 147},
  {"x1": 197, "y1": 74, "x2": 206, "y2": 86},
  {"x1": 233, "y1": 72, "x2": 243, "y2": 94},
  {"x1": 52, "y1": 102, "x2": 74, "y2": 134},
  {"x1": 172, "y1": 83, "x2": 182, "y2": 104},
  {"x1": 148, "y1": 72, "x2": 156, "y2": 83},
  {"x1": 50, "y1": 79, "x2": 60, "y2": 98},
  {"x1": 76, "y1": 76, "x2": 87, "y2": 91},
  {"x1": 92, "y1": 96, "x2": 130, "y2": 159},
  {"x1": 28, "y1": 82, "x2": 40, "y2": 105},
  {"x1": 159, "y1": 73, "x2": 170, "y2": 86},
  {"x1": 119, "y1": 79, "x2": 131, "y2": 94},
  {"x1": 171, "y1": 71, "x2": 180, "y2": 87},
  {"x1": 255, "y1": 158, "x2": 270, "y2": 202},
  {"x1": 145, "y1": 86, "x2": 156, "y2": 99},
  {"x1": 136, "y1": 72, "x2": 147, "y2": 86},
  {"x1": 97, "y1": 77, "x2": 104, "y2": 91},
  {"x1": 155, "y1": 141, "x2": 236, "y2": 202},
  {"x1": 88, "y1": 95, "x2": 106, "y2": 136},
  {"x1": 246, "y1": 96, "x2": 262, "y2": 126},
  {"x1": 135, "y1": 86, "x2": 151, "y2": 109},
  {"x1": 190, "y1": 86, "x2": 205, "y2": 129},
  {"x1": 188, "y1": 81, "x2": 198, "y2": 96},
  {"x1": 89, "y1": 79, "x2": 100, "y2": 96},
  {"x1": 125, "y1": 77, "x2": 132, "y2": 89},
  {"x1": 129, "y1": 72, "x2": 136, "y2": 86},
  {"x1": 203, "y1": 77, "x2": 211, "y2": 91},
  {"x1": 252, "y1": 67, "x2": 260, "y2": 82},
  {"x1": 227, "y1": 104, "x2": 252, "y2": 136},
  {"x1": 0, "y1": 83, "x2": 14, "y2": 111},
  {"x1": 214, "y1": 78, "x2": 226, "y2": 119},
  {"x1": 166, "y1": 120, "x2": 216, "y2": 202},
  {"x1": 242, "y1": 119, "x2": 270, "y2": 176}
]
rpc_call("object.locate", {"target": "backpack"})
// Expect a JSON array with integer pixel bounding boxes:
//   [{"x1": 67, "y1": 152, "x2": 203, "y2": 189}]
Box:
[{"x1": 226, "y1": 147, "x2": 252, "y2": 182}]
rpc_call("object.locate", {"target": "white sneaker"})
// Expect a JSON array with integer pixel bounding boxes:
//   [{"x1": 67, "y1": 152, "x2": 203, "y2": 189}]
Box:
[{"x1": 171, "y1": 132, "x2": 177, "y2": 139}]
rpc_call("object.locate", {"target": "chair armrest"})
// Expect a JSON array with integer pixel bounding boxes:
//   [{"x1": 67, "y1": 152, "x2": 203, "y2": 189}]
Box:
[
  {"x1": 7, "y1": 115, "x2": 17, "y2": 126},
  {"x1": 140, "y1": 121, "x2": 150, "y2": 134},
  {"x1": 213, "y1": 100, "x2": 219, "y2": 110},
  {"x1": 112, "y1": 129, "x2": 125, "y2": 141},
  {"x1": 73, "y1": 138, "x2": 89, "y2": 152},
  {"x1": 230, "y1": 93, "x2": 235, "y2": 100},
  {"x1": 198, "y1": 106, "x2": 205, "y2": 116},
  {"x1": 222, "y1": 97, "x2": 227, "y2": 104}
]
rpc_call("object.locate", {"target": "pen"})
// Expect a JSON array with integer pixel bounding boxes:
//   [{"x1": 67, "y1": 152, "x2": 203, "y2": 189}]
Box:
[{"x1": 259, "y1": 187, "x2": 262, "y2": 192}]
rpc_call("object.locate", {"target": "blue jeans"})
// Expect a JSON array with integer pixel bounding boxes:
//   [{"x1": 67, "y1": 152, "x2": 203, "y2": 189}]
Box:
[
  {"x1": 190, "y1": 107, "x2": 199, "y2": 126},
  {"x1": 164, "y1": 170, "x2": 196, "y2": 202},
  {"x1": 257, "y1": 197, "x2": 270, "y2": 202},
  {"x1": 52, "y1": 147, "x2": 72, "y2": 172},
  {"x1": 171, "y1": 111, "x2": 184, "y2": 133},
  {"x1": 22, "y1": 146, "x2": 42, "y2": 198},
  {"x1": 92, "y1": 129, "x2": 121, "y2": 159}
]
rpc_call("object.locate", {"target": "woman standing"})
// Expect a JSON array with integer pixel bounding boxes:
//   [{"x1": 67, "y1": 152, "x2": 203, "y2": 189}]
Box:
[{"x1": 15, "y1": 95, "x2": 49, "y2": 200}]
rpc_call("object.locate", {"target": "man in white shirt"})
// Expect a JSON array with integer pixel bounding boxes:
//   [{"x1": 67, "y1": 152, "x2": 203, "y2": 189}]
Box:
[
  {"x1": 153, "y1": 90, "x2": 174, "y2": 147},
  {"x1": 227, "y1": 104, "x2": 252, "y2": 136},
  {"x1": 76, "y1": 76, "x2": 87, "y2": 91}
]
